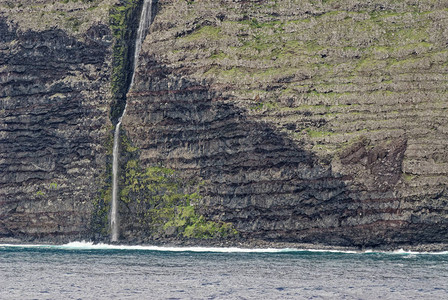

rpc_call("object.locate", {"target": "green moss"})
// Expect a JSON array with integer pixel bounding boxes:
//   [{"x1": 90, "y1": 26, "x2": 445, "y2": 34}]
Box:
[
  {"x1": 121, "y1": 134, "x2": 138, "y2": 153},
  {"x1": 306, "y1": 129, "x2": 334, "y2": 138},
  {"x1": 91, "y1": 183, "x2": 112, "y2": 236},
  {"x1": 183, "y1": 219, "x2": 238, "y2": 239},
  {"x1": 221, "y1": 66, "x2": 247, "y2": 77},
  {"x1": 385, "y1": 26, "x2": 430, "y2": 46},
  {"x1": 182, "y1": 26, "x2": 221, "y2": 42},
  {"x1": 208, "y1": 64, "x2": 299, "y2": 84},
  {"x1": 389, "y1": 56, "x2": 426, "y2": 70},
  {"x1": 241, "y1": 34, "x2": 277, "y2": 54},
  {"x1": 91, "y1": 129, "x2": 115, "y2": 237},
  {"x1": 109, "y1": 0, "x2": 142, "y2": 123},
  {"x1": 355, "y1": 58, "x2": 381, "y2": 72},
  {"x1": 204, "y1": 66, "x2": 249, "y2": 84},
  {"x1": 210, "y1": 51, "x2": 228, "y2": 60},
  {"x1": 299, "y1": 104, "x2": 329, "y2": 110},
  {"x1": 250, "y1": 101, "x2": 278, "y2": 111},
  {"x1": 403, "y1": 173, "x2": 416, "y2": 182},
  {"x1": 371, "y1": 42, "x2": 432, "y2": 54},
  {"x1": 121, "y1": 162, "x2": 237, "y2": 239},
  {"x1": 104, "y1": 128, "x2": 114, "y2": 155}
]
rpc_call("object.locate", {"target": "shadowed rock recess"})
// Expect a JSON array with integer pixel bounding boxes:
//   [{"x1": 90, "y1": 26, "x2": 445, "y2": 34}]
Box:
[
  {"x1": 0, "y1": 0, "x2": 121, "y2": 241},
  {"x1": 2, "y1": 0, "x2": 448, "y2": 248}
]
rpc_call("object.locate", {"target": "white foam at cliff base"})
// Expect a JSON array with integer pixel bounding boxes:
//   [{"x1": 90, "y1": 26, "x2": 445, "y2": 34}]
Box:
[
  {"x1": 0, "y1": 241, "x2": 364, "y2": 254},
  {"x1": 390, "y1": 248, "x2": 448, "y2": 255},
  {"x1": 60, "y1": 241, "x2": 300, "y2": 253},
  {"x1": 1, "y1": 241, "x2": 447, "y2": 254},
  {"x1": 0, "y1": 241, "x2": 358, "y2": 253},
  {"x1": 362, "y1": 248, "x2": 448, "y2": 255}
]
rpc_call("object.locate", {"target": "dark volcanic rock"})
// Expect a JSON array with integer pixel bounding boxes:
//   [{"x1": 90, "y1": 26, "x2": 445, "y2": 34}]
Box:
[
  {"x1": 120, "y1": 0, "x2": 448, "y2": 248},
  {"x1": 0, "y1": 9, "x2": 113, "y2": 241},
  {"x1": 2, "y1": 0, "x2": 448, "y2": 249}
]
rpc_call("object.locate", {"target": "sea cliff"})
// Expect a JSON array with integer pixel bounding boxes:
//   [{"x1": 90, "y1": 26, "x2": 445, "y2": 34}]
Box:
[{"x1": 1, "y1": 0, "x2": 448, "y2": 249}]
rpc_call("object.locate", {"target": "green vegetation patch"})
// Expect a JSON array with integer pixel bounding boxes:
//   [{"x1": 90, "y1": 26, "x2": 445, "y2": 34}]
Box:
[
  {"x1": 403, "y1": 173, "x2": 416, "y2": 182},
  {"x1": 121, "y1": 162, "x2": 237, "y2": 239},
  {"x1": 109, "y1": 0, "x2": 142, "y2": 123},
  {"x1": 91, "y1": 183, "x2": 112, "y2": 236},
  {"x1": 183, "y1": 25, "x2": 221, "y2": 42},
  {"x1": 306, "y1": 129, "x2": 334, "y2": 138},
  {"x1": 91, "y1": 130, "x2": 114, "y2": 237},
  {"x1": 250, "y1": 101, "x2": 278, "y2": 111}
]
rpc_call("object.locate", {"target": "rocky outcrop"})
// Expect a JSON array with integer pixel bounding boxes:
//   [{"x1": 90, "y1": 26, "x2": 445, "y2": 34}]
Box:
[
  {"x1": 2, "y1": 0, "x2": 448, "y2": 248},
  {"x1": 0, "y1": 1, "x2": 116, "y2": 241},
  {"x1": 121, "y1": 0, "x2": 448, "y2": 247}
]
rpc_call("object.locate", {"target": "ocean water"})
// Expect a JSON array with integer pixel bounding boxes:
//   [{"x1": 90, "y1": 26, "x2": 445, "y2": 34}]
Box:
[{"x1": 1, "y1": 242, "x2": 448, "y2": 299}]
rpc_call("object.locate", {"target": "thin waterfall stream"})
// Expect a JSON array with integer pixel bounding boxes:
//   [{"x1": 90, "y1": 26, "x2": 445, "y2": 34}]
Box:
[{"x1": 111, "y1": 0, "x2": 155, "y2": 242}]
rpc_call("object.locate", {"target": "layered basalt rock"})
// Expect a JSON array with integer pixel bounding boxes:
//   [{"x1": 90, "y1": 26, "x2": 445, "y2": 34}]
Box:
[
  {"x1": 2, "y1": 0, "x2": 448, "y2": 248},
  {"x1": 0, "y1": 1, "x2": 116, "y2": 241},
  {"x1": 121, "y1": 0, "x2": 448, "y2": 247}
]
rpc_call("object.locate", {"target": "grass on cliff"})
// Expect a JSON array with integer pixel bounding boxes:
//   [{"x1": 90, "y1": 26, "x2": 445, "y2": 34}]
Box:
[
  {"x1": 183, "y1": 26, "x2": 221, "y2": 42},
  {"x1": 120, "y1": 159, "x2": 237, "y2": 239},
  {"x1": 109, "y1": 0, "x2": 141, "y2": 123}
]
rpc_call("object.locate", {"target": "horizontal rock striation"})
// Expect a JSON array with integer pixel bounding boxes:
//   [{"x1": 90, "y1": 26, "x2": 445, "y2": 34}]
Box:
[
  {"x1": 122, "y1": 0, "x2": 448, "y2": 247},
  {"x1": 1, "y1": 0, "x2": 448, "y2": 248},
  {"x1": 0, "y1": 1, "x2": 115, "y2": 241}
]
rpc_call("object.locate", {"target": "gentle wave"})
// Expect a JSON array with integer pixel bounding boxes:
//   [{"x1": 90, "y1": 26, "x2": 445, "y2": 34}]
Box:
[
  {"x1": 63, "y1": 241, "x2": 293, "y2": 253},
  {"x1": 391, "y1": 248, "x2": 448, "y2": 255},
  {"x1": 1, "y1": 241, "x2": 447, "y2": 255},
  {"x1": 0, "y1": 241, "x2": 357, "y2": 253}
]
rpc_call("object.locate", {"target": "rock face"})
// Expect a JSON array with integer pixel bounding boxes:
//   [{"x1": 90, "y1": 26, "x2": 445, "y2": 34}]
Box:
[
  {"x1": 2, "y1": 0, "x2": 448, "y2": 248},
  {"x1": 0, "y1": 1, "x2": 115, "y2": 241},
  {"x1": 121, "y1": 0, "x2": 448, "y2": 247}
]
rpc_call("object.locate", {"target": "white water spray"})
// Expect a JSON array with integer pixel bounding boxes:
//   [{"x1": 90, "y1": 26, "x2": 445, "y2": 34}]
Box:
[{"x1": 111, "y1": 0, "x2": 154, "y2": 242}]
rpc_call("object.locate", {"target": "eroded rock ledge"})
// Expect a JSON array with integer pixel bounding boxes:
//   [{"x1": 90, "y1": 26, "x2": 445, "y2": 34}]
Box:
[
  {"x1": 121, "y1": 0, "x2": 448, "y2": 248},
  {"x1": 0, "y1": 0, "x2": 116, "y2": 241},
  {"x1": 1, "y1": 0, "x2": 448, "y2": 249}
]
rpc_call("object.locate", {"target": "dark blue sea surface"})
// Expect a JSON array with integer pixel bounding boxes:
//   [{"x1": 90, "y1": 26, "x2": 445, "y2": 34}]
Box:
[{"x1": 1, "y1": 242, "x2": 448, "y2": 299}]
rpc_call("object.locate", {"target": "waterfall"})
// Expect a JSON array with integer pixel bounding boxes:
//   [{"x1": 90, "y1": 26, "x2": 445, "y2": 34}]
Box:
[
  {"x1": 130, "y1": 0, "x2": 154, "y2": 88},
  {"x1": 110, "y1": 123, "x2": 121, "y2": 242},
  {"x1": 110, "y1": 0, "x2": 154, "y2": 242}
]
